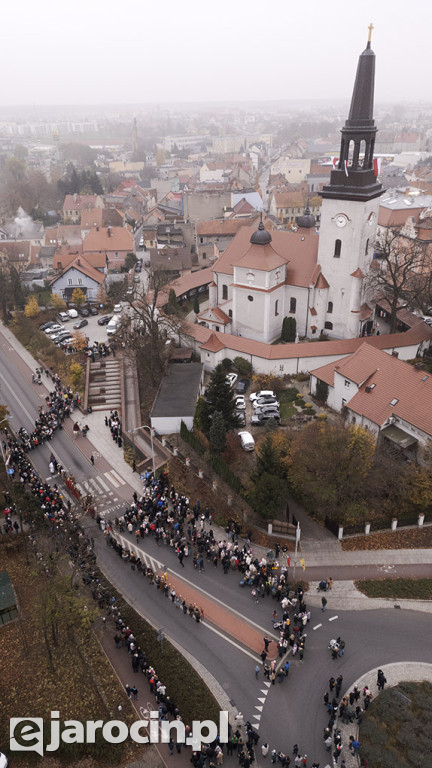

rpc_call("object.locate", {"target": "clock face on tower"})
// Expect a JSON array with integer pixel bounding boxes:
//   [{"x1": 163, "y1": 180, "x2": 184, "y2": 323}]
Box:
[{"x1": 335, "y1": 214, "x2": 348, "y2": 228}]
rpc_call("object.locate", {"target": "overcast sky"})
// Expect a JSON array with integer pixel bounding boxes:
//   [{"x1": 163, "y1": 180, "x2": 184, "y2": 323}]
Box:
[{"x1": 1, "y1": 0, "x2": 430, "y2": 107}]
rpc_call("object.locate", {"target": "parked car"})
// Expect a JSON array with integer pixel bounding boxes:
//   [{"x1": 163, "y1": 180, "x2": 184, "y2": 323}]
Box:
[
  {"x1": 45, "y1": 324, "x2": 64, "y2": 335},
  {"x1": 236, "y1": 410, "x2": 246, "y2": 426},
  {"x1": 113, "y1": 304, "x2": 122, "y2": 313},
  {"x1": 73, "y1": 318, "x2": 88, "y2": 329},
  {"x1": 50, "y1": 330, "x2": 70, "y2": 342},
  {"x1": 226, "y1": 373, "x2": 238, "y2": 387},
  {"x1": 55, "y1": 333, "x2": 73, "y2": 345},
  {"x1": 88, "y1": 305, "x2": 98, "y2": 315},
  {"x1": 252, "y1": 397, "x2": 279, "y2": 408},
  {"x1": 254, "y1": 405, "x2": 280, "y2": 419},
  {"x1": 238, "y1": 431, "x2": 255, "y2": 451},
  {"x1": 106, "y1": 316, "x2": 121, "y2": 336},
  {"x1": 134, "y1": 262, "x2": 142, "y2": 273},
  {"x1": 57, "y1": 311, "x2": 70, "y2": 323},
  {"x1": 126, "y1": 286, "x2": 134, "y2": 296},
  {"x1": 235, "y1": 395, "x2": 246, "y2": 410},
  {"x1": 250, "y1": 390, "x2": 276, "y2": 403},
  {"x1": 139, "y1": 236, "x2": 144, "y2": 247},
  {"x1": 59, "y1": 337, "x2": 74, "y2": 348},
  {"x1": 40, "y1": 321, "x2": 57, "y2": 331},
  {"x1": 68, "y1": 309, "x2": 78, "y2": 318},
  {"x1": 78, "y1": 307, "x2": 89, "y2": 317},
  {"x1": 251, "y1": 412, "x2": 280, "y2": 425},
  {"x1": 236, "y1": 378, "x2": 250, "y2": 394},
  {"x1": 97, "y1": 315, "x2": 113, "y2": 325}
]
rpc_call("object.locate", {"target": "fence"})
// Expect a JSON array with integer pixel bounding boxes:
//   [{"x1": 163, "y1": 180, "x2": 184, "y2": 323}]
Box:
[{"x1": 325, "y1": 512, "x2": 430, "y2": 540}]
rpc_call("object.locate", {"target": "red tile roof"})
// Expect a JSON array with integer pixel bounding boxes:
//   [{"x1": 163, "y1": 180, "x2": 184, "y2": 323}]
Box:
[
  {"x1": 183, "y1": 318, "x2": 431, "y2": 362},
  {"x1": 214, "y1": 224, "x2": 320, "y2": 288},
  {"x1": 195, "y1": 216, "x2": 260, "y2": 237},
  {"x1": 80, "y1": 208, "x2": 103, "y2": 228},
  {"x1": 50, "y1": 255, "x2": 105, "y2": 286},
  {"x1": 83, "y1": 227, "x2": 134, "y2": 252},
  {"x1": 63, "y1": 194, "x2": 100, "y2": 212}
]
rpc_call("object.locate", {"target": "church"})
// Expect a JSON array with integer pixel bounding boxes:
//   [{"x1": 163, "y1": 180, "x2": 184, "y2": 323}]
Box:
[{"x1": 197, "y1": 31, "x2": 383, "y2": 344}]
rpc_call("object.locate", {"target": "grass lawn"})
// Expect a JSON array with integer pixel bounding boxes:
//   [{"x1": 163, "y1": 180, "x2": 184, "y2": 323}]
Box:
[
  {"x1": 0, "y1": 538, "x2": 141, "y2": 766},
  {"x1": 355, "y1": 577, "x2": 432, "y2": 600},
  {"x1": 279, "y1": 387, "x2": 299, "y2": 420},
  {"x1": 360, "y1": 682, "x2": 432, "y2": 768}
]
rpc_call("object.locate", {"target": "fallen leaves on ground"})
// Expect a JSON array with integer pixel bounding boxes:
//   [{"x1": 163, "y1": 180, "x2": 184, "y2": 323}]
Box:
[{"x1": 342, "y1": 526, "x2": 432, "y2": 550}]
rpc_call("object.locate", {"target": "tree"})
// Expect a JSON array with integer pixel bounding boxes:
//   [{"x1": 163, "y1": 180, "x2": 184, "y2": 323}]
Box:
[
  {"x1": 201, "y1": 363, "x2": 241, "y2": 433},
  {"x1": 167, "y1": 288, "x2": 179, "y2": 316},
  {"x1": 233, "y1": 356, "x2": 253, "y2": 378},
  {"x1": 24, "y1": 295, "x2": 40, "y2": 318},
  {"x1": 193, "y1": 397, "x2": 208, "y2": 432},
  {"x1": 71, "y1": 332, "x2": 88, "y2": 352},
  {"x1": 69, "y1": 362, "x2": 83, "y2": 388},
  {"x1": 193, "y1": 293, "x2": 200, "y2": 314},
  {"x1": 251, "y1": 472, "x2": 287, "y2": 519},
  {"x1": 71, "y1": 288, "x2": 86, "y2": 307},
  {"x1": 125, "y1": 252, "x2": 137, "y2": 272},
  {"x1": 366, "y1": 226, "x2": 432, "y2": 333},
  {"x1": 290, "y1": 421, "x2": 375, "y2": 522},
  {"x1": 315, "y1": 379, "x2": 329, "y2": 404},
  {"x1": 119, "y1": 271, "x2": 181, "y2": 386},
  {"x1": 209, "y1": 410, "x2": 226, "y2": 453},
  {"x1": 49, "y1": 293, "x2": 66, "y2": 311},
  {"x1": 8, "y1": 267, "x2": 25, "y2": 310},
  {"x1": 281, "y1": 316, "x2": 296, "y2": 342}
]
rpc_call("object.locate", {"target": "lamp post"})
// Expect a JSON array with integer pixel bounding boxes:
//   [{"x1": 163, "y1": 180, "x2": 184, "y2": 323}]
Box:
[
  {"x1": 130, "y1": 424, "x2": 155, "y2": 477},
  {"x1": 292, "y1": 522, "x2": 301, "y2": 584}
]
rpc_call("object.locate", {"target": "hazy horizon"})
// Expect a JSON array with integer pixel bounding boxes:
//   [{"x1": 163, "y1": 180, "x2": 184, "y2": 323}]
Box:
[{"x1": 1, "y1": 0, "x2": 430, "y2": 108}]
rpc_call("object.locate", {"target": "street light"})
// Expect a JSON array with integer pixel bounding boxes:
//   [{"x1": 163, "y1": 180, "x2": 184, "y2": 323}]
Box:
[{"x1": 130, "y1": 423, "x2": 155, "y2": 477}]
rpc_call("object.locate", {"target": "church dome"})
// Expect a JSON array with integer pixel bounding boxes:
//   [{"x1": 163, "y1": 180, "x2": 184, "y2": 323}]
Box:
[
  {"x1": 250, "y1": 220, "x2": 272, "y2": 245},
  {"x1": 296, "y1": 204, "x2": 316, "y2": 229}
]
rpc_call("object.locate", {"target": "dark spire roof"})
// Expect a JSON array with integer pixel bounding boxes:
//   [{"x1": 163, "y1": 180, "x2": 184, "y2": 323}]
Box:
[
  {"x1": 320, "y1": 29, "x2": 383, "y2": 203},
  {"x1": 250, "y1": 219, "x2": 272, "y2": 245},
  {"x1": 296, "y1": 203, "x2": 316, "y2": 229}
]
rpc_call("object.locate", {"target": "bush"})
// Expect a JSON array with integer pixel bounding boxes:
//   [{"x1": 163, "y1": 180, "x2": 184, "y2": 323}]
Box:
[{"x1": 233, "y1": 356, "x2": 253, "y2": 377}]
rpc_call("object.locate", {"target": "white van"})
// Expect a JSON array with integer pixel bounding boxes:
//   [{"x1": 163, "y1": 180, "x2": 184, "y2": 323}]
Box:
[
  {"x1": 238, "y1": 431, "x2": 255, "y2": 451},
  {"x1": 68, "y1": 309, "x2": 78, "y2": 319},
  {"x1": 106, "y1": 317, "x2": 120, "y2": 337}
]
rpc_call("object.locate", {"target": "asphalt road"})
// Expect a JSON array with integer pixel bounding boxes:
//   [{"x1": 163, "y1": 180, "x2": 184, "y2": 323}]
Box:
[
  {"x1": 2, "y1": 329, "x2": 432, "y2": 765},
  {"x1": 89, "y1": 522, "x2": 432, "y2": 764}
]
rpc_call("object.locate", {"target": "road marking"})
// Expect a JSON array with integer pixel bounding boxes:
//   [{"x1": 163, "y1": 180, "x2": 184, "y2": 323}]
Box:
[
  {"x1": 329, "y1": 616, "x2": 339, "y2": 622},
  {"x1": 95, "y1": 475, "x2": 110, "y2": 492},
  {"x1": 257, "y1": 698, "x2": 266, "y2": 704},
  {"x1": 110, "y1": 469, "x2": 126, "y2": 485},
  {"x1": 263, "y1": 682, "x2": 271, "y2": 688},
  {"x1": 260, "y1": 689, "x2": 269, "y2": 696},
  {"x1": 313, "y1": 624, "x2": 322, "y2": 630},
  {"x1": 104, "y1": 471, "x2": 120, "y2": 488},
  {"x1": 199, "y1": 621, "x2": 260, "y2": 662},
  {"x1": 253, "y1": 714, "x2": 261, "y2": 722},
  {"x1": 255, "y1": 706, "x2": 263, "y2": 712},
  {"x1": 165, "y1": 568, "x2": 279, "y2": 639}
]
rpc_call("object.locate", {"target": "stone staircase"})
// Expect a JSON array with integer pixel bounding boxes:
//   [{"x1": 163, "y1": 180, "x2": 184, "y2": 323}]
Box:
[{"x1": 87, "y1": 358, "x2": 121, "y2": 411}]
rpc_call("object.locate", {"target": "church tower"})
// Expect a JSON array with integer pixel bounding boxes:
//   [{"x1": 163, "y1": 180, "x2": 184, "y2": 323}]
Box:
[{"x1": 317, "y1": 26, "x2": 383, "y2": 339}]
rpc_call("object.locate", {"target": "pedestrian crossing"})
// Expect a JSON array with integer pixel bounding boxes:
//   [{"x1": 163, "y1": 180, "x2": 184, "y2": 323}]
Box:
[
  {"x1": 74, "y1": 471, "x2": 126, "y2": 499},
  {"x1": 115, "y1": 532, "x2": 164, "y2": 574}
]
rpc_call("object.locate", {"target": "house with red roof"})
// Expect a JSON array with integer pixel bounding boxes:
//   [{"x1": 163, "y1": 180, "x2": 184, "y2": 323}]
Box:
[{"x1": 310, "y1": 342, "x2": 432, "y2": 456}]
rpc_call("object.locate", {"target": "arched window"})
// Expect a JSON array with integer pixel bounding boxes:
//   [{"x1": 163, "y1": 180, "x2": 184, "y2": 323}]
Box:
[
  {"x1": 334, "y1": 239, "x2": 341, "y2": 258},
  {"x1": 275, "y1": 300, "x2": 279, "y2": 316},
  {"x1": 327, "y1": 301, "x2": 333, "y2": 314},
  {"x1": 324, "y1": 321, "x2": 333, "y2": 330},
  {"x1": 365, "y1": 238, "x2": 369, "y2": 255},
  {"x1": 228, "y1": 309, "x2": 232, "y2": 318},
  {"x1": 290, "y1": 297, "x2": 296, "y2": 313},
  {"x1": 222, "y1": 284, "x2": 228, "y2": 300}
]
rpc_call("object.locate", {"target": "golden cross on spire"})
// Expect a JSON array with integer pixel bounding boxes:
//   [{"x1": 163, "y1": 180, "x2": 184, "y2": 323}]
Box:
[{"x1": 368, "y1": 23, "x2": 374, "y2": 43}]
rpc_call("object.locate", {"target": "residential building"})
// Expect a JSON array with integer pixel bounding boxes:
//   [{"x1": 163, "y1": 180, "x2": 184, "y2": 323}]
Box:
[
  {"x1": 309, "y1": 342, "x2": 432, "y2": 458},
  {"x1": 62, "y1": 194, "x2": 103, "y2": 223},
  {"x1": 83, "y1": 226, "x2": 135, "y2": 272},
  {"x1": 50, "y1": 255, "x2": 106, "y2": 301}
]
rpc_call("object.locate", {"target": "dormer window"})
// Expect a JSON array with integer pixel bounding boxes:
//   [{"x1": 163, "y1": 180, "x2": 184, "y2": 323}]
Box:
[{"x1": 246, "y1": 271, "x2": 255, "y2": 284}]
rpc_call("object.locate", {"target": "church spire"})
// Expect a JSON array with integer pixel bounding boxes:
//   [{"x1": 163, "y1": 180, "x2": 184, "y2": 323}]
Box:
[{"x1": 321, "y1": 27, "x2": 382, "y2": 202}]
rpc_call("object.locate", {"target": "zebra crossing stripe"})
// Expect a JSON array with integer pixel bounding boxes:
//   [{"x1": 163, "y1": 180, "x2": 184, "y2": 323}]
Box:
[
  {"x1": 116, "y1": 534, "x2": 163, "y2": 572},
  {"x1": 95, "y1": 475, "x2": 110, "y2": 492},
  {"x1": 104, "y1": 471, "x2": 120, "y2": 488},
  {"x1": 110, "y1": 469, "x2": 126, "y2": 485}
]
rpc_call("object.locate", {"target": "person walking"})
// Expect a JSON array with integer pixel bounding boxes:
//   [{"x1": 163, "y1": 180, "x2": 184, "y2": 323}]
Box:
[
  {"x1": 261, "y1": 743, "x2": 269, "y2": 759},
  {"x1": 321, "y1": 596, "x2": 327, "y2": 612},
  {"x1": 377, "y1": 669, "x2": 387, "y2": 690},
  {"x1": 90, "y1": 454, "x2": 95, "y2": 466},
  {"x1": 255, "y1": 665, "x2": 260, "y2": 679}
]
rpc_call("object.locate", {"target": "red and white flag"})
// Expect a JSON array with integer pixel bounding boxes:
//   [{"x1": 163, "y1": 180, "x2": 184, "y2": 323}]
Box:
[
  {"x1": 331, "y1": 156, "x2": 338, "y2": 169},
  {"x1": 344, "y1": 160, "x2": 349, "y2": 177},
  {"x1": 287, "y1": 556, "x2": 291, "y2": 567},
  {"x1": 373, "y1": 157, "x2": 381, "y2": 177}
]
